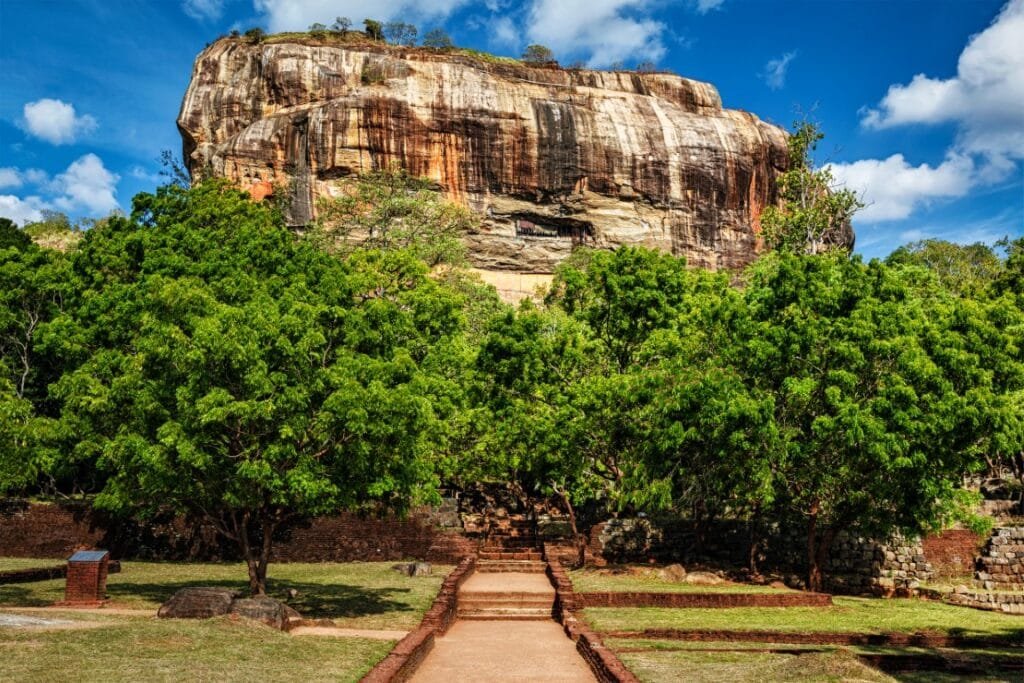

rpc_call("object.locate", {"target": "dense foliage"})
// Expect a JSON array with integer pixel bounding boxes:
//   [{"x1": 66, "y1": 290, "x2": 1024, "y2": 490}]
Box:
[{"x1": 0, "y1": 168, "x2": 1019, "y2": 593}]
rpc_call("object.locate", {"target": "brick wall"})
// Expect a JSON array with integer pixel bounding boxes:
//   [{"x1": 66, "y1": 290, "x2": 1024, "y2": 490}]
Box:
[
  {"x1": 0, "y1": 501, "x2": 471, "y2": 563},
  {"x1": 921, "y1": 529, "x2": 983, "y2": 578}
]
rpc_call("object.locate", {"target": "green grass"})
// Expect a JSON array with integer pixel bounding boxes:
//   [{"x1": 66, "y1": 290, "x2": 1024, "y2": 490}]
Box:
[
  {"x1": 584, "y1": 597, "x2": 1024, "y2": 639},
  {"x1": 0, "y1": 613, "x2": 392, "y2": 682},
  {"x1": 569, "y1": 568, "x2": 795, "y2": 594},
  {"x1": 616, "y1": 646, "x2": 893, "y2": 683},
  {"x1": 0, "y1": 558, "x2": 63, "y2": 573},
  {"x1": 0, "y1": 561, "x2": 450, "y2": 629}
]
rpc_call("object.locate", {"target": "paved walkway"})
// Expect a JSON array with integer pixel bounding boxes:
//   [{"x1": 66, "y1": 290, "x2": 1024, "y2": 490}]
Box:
[
  {"x1": 410, "y1": 620, "x2": 596, "y2": 682},
  {"x1": 411, "y1": 571, "x2": 596, "y2": 682}
]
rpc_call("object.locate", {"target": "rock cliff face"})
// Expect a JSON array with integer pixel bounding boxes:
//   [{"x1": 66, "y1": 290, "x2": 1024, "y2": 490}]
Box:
[{"x1": 179, "y1": 38, "x2": 849, "y2": 277}]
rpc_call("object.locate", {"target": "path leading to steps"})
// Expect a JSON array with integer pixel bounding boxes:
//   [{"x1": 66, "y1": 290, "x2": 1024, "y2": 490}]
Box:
[
  {"x1": 410, "y1": 570, "x2": 596, "y2": 682},
  {"x1": 410, "y1": 619, "x2": 596, "y2": 682}
]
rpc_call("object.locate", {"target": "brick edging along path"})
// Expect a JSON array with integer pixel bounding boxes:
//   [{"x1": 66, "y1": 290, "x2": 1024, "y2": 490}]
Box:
[
  {"x1": 360, "y1": 556, "x2": 476, "y2": 683},
  {"x1": 577, "y1": 591, "x2": 832, "y2": 608},
  {"x1": 600, "y1": 628, "x2": 1024, "y2": 649},
  {"x1": 547, "y1": 558, "x2": 640, "y2": 683}
]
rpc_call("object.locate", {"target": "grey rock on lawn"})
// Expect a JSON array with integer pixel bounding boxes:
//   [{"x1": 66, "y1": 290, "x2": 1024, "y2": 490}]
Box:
[
  {"x1": 391, "y1": 562, "x2": 432, "y2": 577},
  {"x1": 158, "y1": 587, "x2": 241, "y2": 619},
  {"x1": 230, "y1": 596, "x2": 302, "y2": 630}
]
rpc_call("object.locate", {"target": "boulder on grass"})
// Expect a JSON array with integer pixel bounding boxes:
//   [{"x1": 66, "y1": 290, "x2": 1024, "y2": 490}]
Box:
[
  {"x1": 391, "y1": 562, "x2": 432, "y2": 577},
  {"x1": 684, "y1": 571, "x2": 725, "y2": 586},
  {"x1": 658, "y1": 564, "x2": 687, "y2": 582},
  {"x1": 229, "y1": 596, "x2": 301, "y2": 630},
  {"x1": 158, "y1": 587, "x2": 241, "y2": 619}
]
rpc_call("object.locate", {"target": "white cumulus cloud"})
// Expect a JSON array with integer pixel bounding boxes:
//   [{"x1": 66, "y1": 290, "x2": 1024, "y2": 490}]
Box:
[
  {"x1": 0, "y1": 168, "x2": 23, "y2": 189},
  {"x1": 828, "y1": 153, "x2": 975, "y2": 223},
  {"x1": 762, "y1": 51, "x2": 797, "y2": 90},
  {"x1": 51, "y1": 154, "x2": 120, "y2": 215},
  {"x1": 183, "y1": 0, "x2": 225, "y2": 21},
  {"x1": 526, "y1": 0, "x2": 665, "y2": 67},
  {"x1": 860, "y1": 0, "x2": 1024, "y2": 168},
  {"x1": 252, "y1": 0, "x2": 470, "y2": 32},
  {"x1": 0, "y1": 196, "x2": 47, "y2": 226},
  {"x1": 22, "y1": 98, "x2": 98, "y2": 145}
]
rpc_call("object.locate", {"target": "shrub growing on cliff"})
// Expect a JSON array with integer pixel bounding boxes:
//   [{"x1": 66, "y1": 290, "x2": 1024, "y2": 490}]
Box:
[
  {"x1": 761, "y1": 121, "x2": 861, "y2": 255},
  {"x1": 423, "y1": 28, "x2": 453, "y2": 50},
  {"x1": 383, "y1": 22, "x2": 417, "y2": 47},
  {"x1": 363, "y1": 19, "x2": 384, "y2": 42},
  {"x1": 314, "y1": 168, "x2": 475, "y2": 267},
  {"x1": 331, "y1": 16, "x2": 352, "y2": 33},
  {"x1": 522, "y1": 44, "x2": 556, "y2": 65}
]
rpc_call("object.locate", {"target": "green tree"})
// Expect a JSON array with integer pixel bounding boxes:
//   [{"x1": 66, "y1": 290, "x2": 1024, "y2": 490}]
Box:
[
  {"x1": 994, "y1": 236, "x2": 1024, "y2": 299},
  {"x1": 55, "y1": 181, "x2": 463, "y2": 594},
  {"x1": 244, "y1": 27, "x2": 265, "y2": 44},
  {"x1": 314, "y1": 168, "x2": 475, "y2": 267},
  {"x1": 383, "y1": 22, "x2": 417, "y2": 46},
  {"x1": 739, "y1": 253, "x2": 989, "y2": 591},
  {"x1": 887, "y1": 239, "x2": 1002, "y2": 297},
  {"x1": 760, "y1": 122, "x2": 861, "y2": 255},
  {"x1": 364, "y1": 19, "x2": 384, "y2": 41},
  {"x1": 522, "y1": 44, "x2": 555, "y2": 64},
  {"x1": 422, "y1": 28, "x2": 453, "y2": 49},
  {"x1": 0, "y1": 218, "x2": 31, "y2": 252},
  {"x1": 331, "y1": 16, "x2": 352, "y2": 33},
  {"x1": 0, "y1": 367, "x2": 34, "y2": 494}
]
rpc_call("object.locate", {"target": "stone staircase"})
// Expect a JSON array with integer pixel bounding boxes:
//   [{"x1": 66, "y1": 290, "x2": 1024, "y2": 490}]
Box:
[
  {"x1": 457, "y1": 514, "x2": 553, "y2": 621},
  {"x1": 476, "y1": 515, "x2": 546, "y2": 574}
]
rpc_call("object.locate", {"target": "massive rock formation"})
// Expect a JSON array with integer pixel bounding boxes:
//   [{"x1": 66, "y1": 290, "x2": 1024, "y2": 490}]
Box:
[{"x1": 179, "y1": 37, "x2": 851, "y2": 282}]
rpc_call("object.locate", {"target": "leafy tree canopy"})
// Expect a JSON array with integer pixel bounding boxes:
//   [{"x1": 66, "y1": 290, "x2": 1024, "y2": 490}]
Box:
[{"x1": 54, "y1": 180, "x2": 467, "y2": 594}]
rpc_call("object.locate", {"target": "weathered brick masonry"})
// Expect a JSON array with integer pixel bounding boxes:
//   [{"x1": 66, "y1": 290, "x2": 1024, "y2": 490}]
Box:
[{"x1": 0, "y1": 501, "x2": 475, "y2": 563}]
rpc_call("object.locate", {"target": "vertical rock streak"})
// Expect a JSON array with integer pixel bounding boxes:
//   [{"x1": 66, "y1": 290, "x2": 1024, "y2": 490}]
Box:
[{"x1": 178, "y1": 39, "x2": 837, "y2": 272}]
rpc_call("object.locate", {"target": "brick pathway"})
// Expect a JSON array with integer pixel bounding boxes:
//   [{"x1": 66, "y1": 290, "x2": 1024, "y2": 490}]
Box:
[
  {"x1": 410, "y1": 619, "x2": 595, "y2": 682},
  {"x1": 411, "y1": 570, "x2": 595, "y2": 682}
]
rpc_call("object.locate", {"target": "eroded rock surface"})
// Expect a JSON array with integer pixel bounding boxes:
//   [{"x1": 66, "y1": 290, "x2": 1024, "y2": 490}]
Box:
[
  {"x1": 158, "y1": 587, "x2": 240, "y2": 619},
  {"x1": 179, "y1": 38, "x2": 852, "y2": 274}
]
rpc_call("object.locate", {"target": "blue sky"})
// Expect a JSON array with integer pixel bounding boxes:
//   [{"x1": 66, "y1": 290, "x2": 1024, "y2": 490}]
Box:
[{"x1": 0, "y1": 0, "x2": 1020, "y2": 258}]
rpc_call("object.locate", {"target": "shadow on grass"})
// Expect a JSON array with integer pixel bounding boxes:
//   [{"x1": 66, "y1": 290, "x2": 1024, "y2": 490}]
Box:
[
  {"x1": 0, "y1": 583, "x2": 61, "y2": 607},
  {"x1": 105, "y1": 579, "x2": 415, "y2": 620}
]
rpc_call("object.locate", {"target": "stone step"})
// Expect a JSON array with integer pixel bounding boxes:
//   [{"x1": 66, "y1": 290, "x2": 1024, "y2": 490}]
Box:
[
  {"x1": 458, "y1": 608, "x2": 552, "y2": 620},
  {"x1": 478, "y1": 551, "x2": 544, "y2": 561},
  {"x1": 475, "y1": 560, "x2": 548, "y2": 573},
  {"x1": 460, "y1": 599, "x2": 552, "y2": 611}
]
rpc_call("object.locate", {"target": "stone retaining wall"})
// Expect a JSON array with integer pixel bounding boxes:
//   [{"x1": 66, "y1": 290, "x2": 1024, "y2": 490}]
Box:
[
  {"x1": 975, "y1": 527, "x2": 1024, "y2": 591},
  {"x1": 947, "y1": 588, "x2": 1024, "y2": 614},
  {"x1": 587, "y1": 518, "x2": 946, "y2": 595}
]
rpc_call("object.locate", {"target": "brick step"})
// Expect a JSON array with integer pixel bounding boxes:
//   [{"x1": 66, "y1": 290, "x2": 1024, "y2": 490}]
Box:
[
  {"x1": 478, "y1": 551, "x2": 544, "y2": 561},
  {"x1": 475, "y1": 560, "x2": 547, "y2": 573},
  {"x1": 459, "y1": 597, "x2": 553, "y2": 610},
  {"x1": 485, "y1": 539, "x2": 537, "y2": 547},
  {"x1": 458, "y1": 608, "x2": 552, "y2": 620}
]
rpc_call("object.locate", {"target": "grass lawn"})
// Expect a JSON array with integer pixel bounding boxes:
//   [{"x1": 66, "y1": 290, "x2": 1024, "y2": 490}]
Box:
[
  {"x1": 0, "y1": 613, "x2": 392, "y2": 682},
  {"x1": 606, "y1": 638, "x2": 1024, "y2": 683},
  {"x1": 0, "y1": 558, "x2": 63, "y2": 573},
  {"x1": 614, "y1": 644, "x2": 892, "y2": 683},
  {"x1": 584, "y1": 597, "x2": 1024, "y2": 639},
  {"x1": 0, "y1": 561, "x2": 450, "y2": 629},
  {"x1": 569, "y1": 567, "x2": 795, "y2": 594}
]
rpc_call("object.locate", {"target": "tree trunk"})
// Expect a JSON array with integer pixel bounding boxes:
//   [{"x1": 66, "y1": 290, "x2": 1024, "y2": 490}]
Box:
[
  {"x1": 807, "y1": 503, "x2": 822, "y2": 593},
  {"x1": 556, "y1": 488, "x2": 586, "y2": 569},
  {"x1": 237, "y1": 515, "x2": 275, "y2": 596}
]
